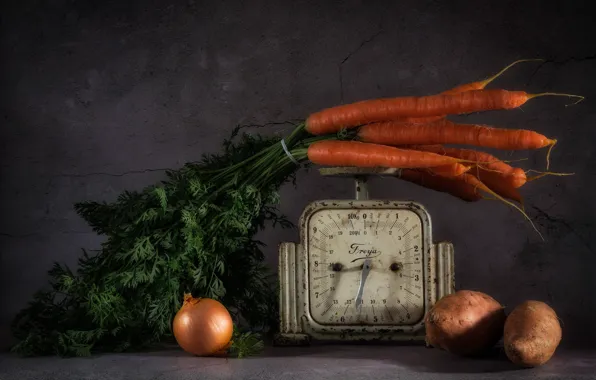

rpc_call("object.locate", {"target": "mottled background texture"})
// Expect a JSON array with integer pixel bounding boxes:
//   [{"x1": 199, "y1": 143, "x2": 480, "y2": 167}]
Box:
[{"x1": 1, "y1": 0, "x2": 595, "y2": 349}]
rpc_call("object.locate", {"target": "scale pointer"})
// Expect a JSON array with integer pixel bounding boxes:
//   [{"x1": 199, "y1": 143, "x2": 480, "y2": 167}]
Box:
[{"x1": 354, "y1": 258, "x2": 372, "y2": 309}]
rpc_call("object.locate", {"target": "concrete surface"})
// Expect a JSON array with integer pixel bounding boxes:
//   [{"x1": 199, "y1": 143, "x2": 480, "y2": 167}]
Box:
[
  {"x1": 1, "y1": 0, "x2": 596, "y2": 359},
  {"x1": 1, "y1": 346, "x2": 595, "y2": 380}
]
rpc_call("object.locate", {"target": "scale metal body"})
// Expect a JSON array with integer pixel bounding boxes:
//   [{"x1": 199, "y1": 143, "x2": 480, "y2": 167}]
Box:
[{"x1": 274, "y1": 167, "x2": 455, "y2": 346}]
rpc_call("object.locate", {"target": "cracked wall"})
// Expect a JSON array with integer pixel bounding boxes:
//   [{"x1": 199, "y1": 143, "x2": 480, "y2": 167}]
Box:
[{"x1": 1, "y1": 0, "x2": 595, "y2": 349}]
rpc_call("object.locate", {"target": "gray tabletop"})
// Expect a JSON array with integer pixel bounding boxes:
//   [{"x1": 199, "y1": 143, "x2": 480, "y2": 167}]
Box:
[{"x1": 1, "y1": 345, "x2": 594, "y2": 380}]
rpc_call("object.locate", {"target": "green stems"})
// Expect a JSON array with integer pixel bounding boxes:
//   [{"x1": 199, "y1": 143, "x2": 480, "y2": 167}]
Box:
[{"x1": 201, "y1": 123, "x2": 347, "y2": 198}]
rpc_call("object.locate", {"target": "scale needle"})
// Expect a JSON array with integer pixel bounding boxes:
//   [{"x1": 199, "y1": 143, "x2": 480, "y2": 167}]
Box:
[{"x1": 354, "y1": 258, "x2": 372, "y2": 310}]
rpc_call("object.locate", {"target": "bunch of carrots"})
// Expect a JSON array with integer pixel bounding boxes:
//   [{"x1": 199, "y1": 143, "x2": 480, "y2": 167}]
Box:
[
  {"x1": 209, "y1": 59, "x2": 582, "y2": 239},
  {"x1": 274, "y1": 59, "x2": 582, "y2": 238}
]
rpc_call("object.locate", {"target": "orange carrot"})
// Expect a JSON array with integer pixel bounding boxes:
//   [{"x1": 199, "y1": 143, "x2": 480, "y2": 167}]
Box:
[
  {"x1": 405, "y1": 145, "x2": 527, "y2": 188},
  {"x1": 305, "y1": 90, "x2": 583, "y2": 135},
  {"x1": 469, "y1": 166, "x2": 523, "y2": 203},
  {"x1": 426, "y1": 163, "x2": 471, "y2": 178},
  {"x1": 316, "y1": 141, "x2": 542, "y2": 237},
  {"x1": 393, "y1": 59, "x2": 542, "y2": 124},
  {"x1": 397, "y1": 169, "x2": 482, "y2": 202},
  {"x1": 399, "y1": 169, "x2": 518, "y2": 204},
  {"x1": 357, "y1": 119, "x2": 556, "y2": 150},
  {"x1": 307, "y1": 140, "x2": 467, "y2": 168},
  {"x1": 487, "y1": 167, "x2": 527, "y2": 188},
  {"x1": 387, "y1": 145, "x2": 541, "y2": 238},
  {"x1": 359, "y1": 119, "x2": 560, "y2": 172}
]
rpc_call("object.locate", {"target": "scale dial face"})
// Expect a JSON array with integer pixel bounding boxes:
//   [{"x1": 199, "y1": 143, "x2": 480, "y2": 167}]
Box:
[{"x1": 306, "y1": 207, "x2": 425, "y2": 326}]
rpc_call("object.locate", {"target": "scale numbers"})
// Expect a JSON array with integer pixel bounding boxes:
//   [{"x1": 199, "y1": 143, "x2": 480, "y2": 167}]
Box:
[{"x1": 307, "y1": 208, "x2": 425, "y2": 326}]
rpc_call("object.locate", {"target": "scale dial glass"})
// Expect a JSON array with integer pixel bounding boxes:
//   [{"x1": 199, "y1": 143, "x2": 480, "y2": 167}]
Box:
[{"x1": 307, "y1": 208, "x2": 425, "y2": 326}]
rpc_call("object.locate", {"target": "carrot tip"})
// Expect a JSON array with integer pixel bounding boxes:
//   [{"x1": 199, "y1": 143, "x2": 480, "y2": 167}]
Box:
[
  {"x1": 526, "y1": 169, "x2": 575, "y2": 182},
  {"x1": 480, "y1": 194, "x2": 498, "y2": 201},
  {"x1": 546, "y1": 139, "x2": 557, "y2": 170},
  {"x1": 525, "y1": 169, "x2": 574, "y2": 176},
  {"x1": 480, "y1": 58, "x2": 545, "y2": 88},
  {"x1": 475, "y1": 178, "x2": 544, "y2": 241},
  {"x1": 527, "y1": 92, "x2": 585, "y2": 106}
]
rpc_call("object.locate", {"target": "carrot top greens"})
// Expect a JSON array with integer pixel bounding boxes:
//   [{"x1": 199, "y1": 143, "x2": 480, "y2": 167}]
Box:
[{"x1": 10, "y1": 123, "x2": 309, "y2": 357}]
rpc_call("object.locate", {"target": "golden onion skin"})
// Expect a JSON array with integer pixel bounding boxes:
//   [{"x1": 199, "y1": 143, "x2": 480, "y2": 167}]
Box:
[{"x1": 173, "y1": 294, "x2": 233, "y2": 356}]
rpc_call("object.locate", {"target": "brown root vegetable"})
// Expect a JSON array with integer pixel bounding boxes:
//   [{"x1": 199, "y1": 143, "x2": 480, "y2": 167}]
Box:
[
  {"x1": 504, "y1": 300, "x2": 562, "y2": 367},
  {"x1": 425, "y1": 290, "x2": 506, "y2": 356}
]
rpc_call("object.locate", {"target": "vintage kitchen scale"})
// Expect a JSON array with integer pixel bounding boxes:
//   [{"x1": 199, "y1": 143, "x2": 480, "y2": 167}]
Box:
[{"x1": 274, "y1": 167, "x2": 455, "y2": 346}]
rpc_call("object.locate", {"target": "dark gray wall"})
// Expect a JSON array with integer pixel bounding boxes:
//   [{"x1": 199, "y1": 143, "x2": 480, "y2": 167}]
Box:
[{"x1": 1, "y1": 0, "x2": 595, "y2": 349}]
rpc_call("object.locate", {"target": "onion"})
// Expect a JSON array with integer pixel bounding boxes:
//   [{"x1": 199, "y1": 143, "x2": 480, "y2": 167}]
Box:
[{"x1": 172, "y1": 294, "x2": 234, "y2": 356}]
